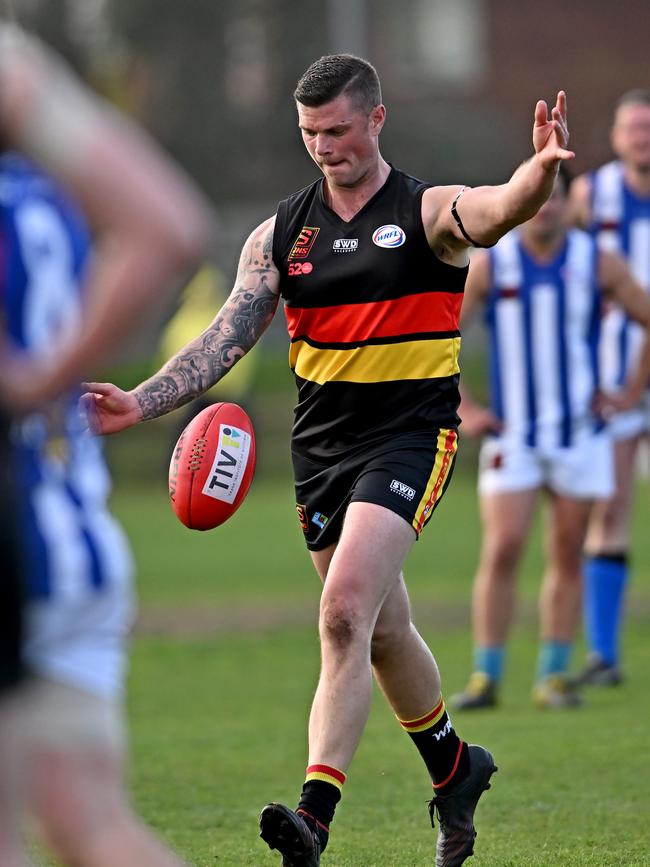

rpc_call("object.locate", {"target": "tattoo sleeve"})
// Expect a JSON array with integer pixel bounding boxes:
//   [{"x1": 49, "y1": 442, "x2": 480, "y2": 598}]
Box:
[{"x1": 134, "y1": 218, "x2": 279, "y2": 420}]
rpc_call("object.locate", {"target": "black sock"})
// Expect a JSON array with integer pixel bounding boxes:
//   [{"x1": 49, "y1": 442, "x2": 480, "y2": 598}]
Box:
[
  {"x1": 398, "y1": 698, "x2": 470, "y2": 793},
  {"x1": 297, "y1": 769, "x2": 344, "y2": 852}
]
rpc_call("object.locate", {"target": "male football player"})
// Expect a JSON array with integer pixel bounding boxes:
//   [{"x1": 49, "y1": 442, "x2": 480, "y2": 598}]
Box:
[
  {"x1": 450, "y1": 167, "x2": 650, "y2": 711},
  {"x1": 84, "y1": 54, "x2": 574, "y2": 867},
  {"x1": 0, "y1": 23, "x2": 212, "y2": 867},
  {"x1": 569, "y1": 89, "x2": 650, "y2": 685}
]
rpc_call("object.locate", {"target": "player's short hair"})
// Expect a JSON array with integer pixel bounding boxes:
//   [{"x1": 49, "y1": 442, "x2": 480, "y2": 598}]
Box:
[
  {"x1": 615, "y1": 89, "x2": 650, "y2": 114},
  {"x1": 294, "y1": 54, "x2": 382, "y2": 114}
]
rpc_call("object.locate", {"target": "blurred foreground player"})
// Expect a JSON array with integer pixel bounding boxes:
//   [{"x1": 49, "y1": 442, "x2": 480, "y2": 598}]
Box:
[
  {"x1": 0, "y1": 23, "x2": 212, "y2": 867},
  {"x1": 82, "y1": 54, "x2": 575, "y2": 866},
  {"x1": 451, "y1": 169, "x2": 650, "y2": 711},
  {"x1": 570, "y1": 89, "x2": 650, "y2": 684}
]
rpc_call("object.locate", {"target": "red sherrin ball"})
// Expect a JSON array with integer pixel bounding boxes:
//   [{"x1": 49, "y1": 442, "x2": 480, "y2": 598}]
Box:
[{"x1": 168, "y1": 403, "x2": 256, "y2": 530}]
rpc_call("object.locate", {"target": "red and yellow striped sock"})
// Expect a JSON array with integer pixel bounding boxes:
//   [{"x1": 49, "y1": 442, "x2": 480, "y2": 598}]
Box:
[
  {"x1": 297, "y1": 764, "x2": 346, "y2": 849},
  {"x1": 398, "y1": 698, "x2": 469, "y2": 792}
]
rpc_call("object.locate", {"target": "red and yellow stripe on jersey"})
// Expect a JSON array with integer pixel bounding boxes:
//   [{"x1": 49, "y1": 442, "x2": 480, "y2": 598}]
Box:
[{"x1": 286, "y1": 291, "x2": 462, "y2": 385}]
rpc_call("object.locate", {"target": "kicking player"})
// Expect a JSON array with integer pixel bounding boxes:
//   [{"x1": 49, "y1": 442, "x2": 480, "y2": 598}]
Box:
[
  {"x1": 451, "y1": 168, "x2": 650, "y2": 711},
  {"x1": 0, "y1": 23, "x2": 212, "y2": 867},
  {"x1": 569, "y1": 89, "x2": 650, "y2": 685},
  {"x1": 83, "y1": 54, "x2": 574, "y2": 866}
]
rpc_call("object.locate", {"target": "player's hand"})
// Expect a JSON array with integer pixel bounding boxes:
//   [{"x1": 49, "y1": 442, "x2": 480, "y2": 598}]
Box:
[
  {"x1": 0, "y1": 346, "x2": 55, "y2": 414},
  {"x1": 533, "y1": 91, "x2": 575, "y2": 169},
  {"x1": 80, "y1": 382, "x2": 143, "y2": 435},
  {"x1": 459, "y1": 401, "x2": 503, "y2": 438},
  {"x1": 593, "y1": 386, "x2": 640, "y2": 419}
]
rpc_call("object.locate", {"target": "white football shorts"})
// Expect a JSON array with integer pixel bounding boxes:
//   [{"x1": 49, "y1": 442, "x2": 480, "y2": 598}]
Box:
[
  {"x1": 478, "y1": 430, "x2": 615, "y2": 499},
  {"x1": 21, "y1": 478, "x2": 135, "y2": 700}
]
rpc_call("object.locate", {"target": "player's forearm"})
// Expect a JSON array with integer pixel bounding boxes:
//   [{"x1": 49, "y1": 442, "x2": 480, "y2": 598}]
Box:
[
  {"x1": 132, "y1": 282, "x2": 279, "y2": 421},
  {"x1": 499, "y1": 155, "x2": 559, "y2": 230},
  {"x1": 623, "y1": 333, "x2": 650, "y2": 405},
  {"x1": 460, "y1": 157, "x2": 559, "y2": 248}
]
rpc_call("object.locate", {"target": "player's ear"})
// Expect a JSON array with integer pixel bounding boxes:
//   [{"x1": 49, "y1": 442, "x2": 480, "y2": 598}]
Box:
[{"x1": 369, "y1": 104, "x2": 386, "y2": 136}]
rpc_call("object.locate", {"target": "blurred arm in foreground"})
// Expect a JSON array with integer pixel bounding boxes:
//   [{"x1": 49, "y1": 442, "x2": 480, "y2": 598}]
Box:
[{"x1": 0, "y1": 23, "x2": 215, "y2": 411}]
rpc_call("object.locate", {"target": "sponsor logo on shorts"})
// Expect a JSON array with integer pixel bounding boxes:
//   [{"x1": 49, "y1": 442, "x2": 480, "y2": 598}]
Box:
[
  {"x1": 333, "y1": 238, "x2": 358, "y2": 253},
  {"x1": 390, "y1": 479, "x2": 416, "y2": 500},
  {"x1": 296, "y1": 503, "x2": 309, "y2": 532},
  {"x1": 288, "y1": 261, "x2": 313, "y2": 276},
  {"x1": 289, "y1": 226, "x2": 320, "y2": 260},
  {"x1": 372, "y1": 224, "x2": 406, "y2": 248},
  {"x1": 311, "y1": 511, "x2": 329, "y2": 529},
  {"x1": 202, "y1": 425, "x2": 251, "y2": 504}
]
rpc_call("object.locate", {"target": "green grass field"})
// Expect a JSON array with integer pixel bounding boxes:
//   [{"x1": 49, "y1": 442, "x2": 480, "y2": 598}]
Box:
[{"x1": 92, "y1": 464, "x2": 650, "y2": 867}]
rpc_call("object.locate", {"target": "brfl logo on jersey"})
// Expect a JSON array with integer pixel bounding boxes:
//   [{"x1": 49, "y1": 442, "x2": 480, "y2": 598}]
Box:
[
  {"x1": 372, "y1": 224, "x2": 406, "y2": 248},
  {"x1": 202, "y1": 424, "x2": 251, "y2": 505},
  {"x1": 333, "y1": 238, "x2": 358, "y2": 253}
]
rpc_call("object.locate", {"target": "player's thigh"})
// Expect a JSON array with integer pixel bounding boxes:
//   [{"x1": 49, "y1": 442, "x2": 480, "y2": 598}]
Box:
[
  {"x1": 322, "y1": 502, "x2": 416, "y2": 627},
  {"x1": 8, "y1": 678, "x2": 126, "y2": 829},
  {"x1": 478, "y1": 488, "x2": 538, "y2": 556},
  {"x1": 310, "y1": 543, "x2": 337, "y2": 584}
]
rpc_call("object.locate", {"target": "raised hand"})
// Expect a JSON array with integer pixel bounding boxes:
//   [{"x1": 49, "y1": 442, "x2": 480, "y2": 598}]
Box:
[
  {"x1": 80, "y1": 382, "x2": 143, "y2": 435},
  {"x1": 533, "y1": 91, "x2": 575, "y2": 169}
]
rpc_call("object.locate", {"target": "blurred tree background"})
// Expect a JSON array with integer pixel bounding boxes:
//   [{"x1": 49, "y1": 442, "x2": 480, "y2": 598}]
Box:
[{"x1": 7, "y1": 0, "x2": 650, "y2": 478}]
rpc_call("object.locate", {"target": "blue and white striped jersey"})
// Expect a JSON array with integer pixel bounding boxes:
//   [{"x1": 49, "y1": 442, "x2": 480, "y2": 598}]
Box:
[
  {"x1": 1, "y1": 153, "x2": 132, "y2": 603},
  {"x1": 484, "y1": 229, "x2": 601, "y2": 449},
  {"x1": 590, "y1": 160, "x2": 650, "y2": 390}
]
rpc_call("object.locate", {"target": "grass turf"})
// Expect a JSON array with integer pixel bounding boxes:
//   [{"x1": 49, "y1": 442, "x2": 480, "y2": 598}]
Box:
[{"x1": 38, "y1": 469, "x2": 650, "y2": 865}]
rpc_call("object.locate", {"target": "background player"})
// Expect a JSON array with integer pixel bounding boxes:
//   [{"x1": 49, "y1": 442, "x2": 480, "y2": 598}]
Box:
[
  {"x1": 82, "y1": 54, "x2": 573, "y2": 867},
  {"x1": 0, "y1": 22, "x2": 213, "y2": 867},
  {"x1": 451, "y1": 168, "x2": 650, "y2": 711},
  {"x1": 570, "y1": 89, "x2": 650, "y2": 685}
]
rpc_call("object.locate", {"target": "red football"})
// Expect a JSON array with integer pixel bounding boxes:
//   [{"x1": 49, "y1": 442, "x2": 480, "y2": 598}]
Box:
[{"x1": 168, "y1": 403, "x2": 256, "y2": 530}]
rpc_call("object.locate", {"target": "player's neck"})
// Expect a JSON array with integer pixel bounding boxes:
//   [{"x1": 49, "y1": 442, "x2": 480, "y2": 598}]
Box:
[
  {"x1": 322, "y1": 158, "x2": 391, "y2": 222},
  {"x1": 622, "y1": 163, "x2": 650, "y2": 197}
]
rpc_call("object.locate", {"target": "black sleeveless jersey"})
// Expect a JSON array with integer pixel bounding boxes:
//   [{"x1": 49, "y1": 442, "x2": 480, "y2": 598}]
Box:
[{"x1": 273, "y1": 166, "x2": 467, "y2": 462}]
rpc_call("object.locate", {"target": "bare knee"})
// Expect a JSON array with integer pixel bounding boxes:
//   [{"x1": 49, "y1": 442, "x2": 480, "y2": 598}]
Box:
[
  {"x1": 319, "y1": 597, "x2": 365, "y2": 653},
  {"x1": 480, "y1": 532, "x2": 525, "y2": 578}
]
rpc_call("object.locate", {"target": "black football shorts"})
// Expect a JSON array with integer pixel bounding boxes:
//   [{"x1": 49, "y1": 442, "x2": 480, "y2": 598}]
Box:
[{"x1": 292, "y1": 428, "x2": 458, "y2": 551}]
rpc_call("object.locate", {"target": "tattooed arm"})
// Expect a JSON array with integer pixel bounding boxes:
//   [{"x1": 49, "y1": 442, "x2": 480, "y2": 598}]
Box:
[{"x1": 81, "y1": 216, "x2": 279, "y2": 435}]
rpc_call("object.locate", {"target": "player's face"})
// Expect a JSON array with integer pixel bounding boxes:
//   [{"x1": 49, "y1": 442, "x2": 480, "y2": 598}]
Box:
[
  {"x1": 612, "y1": 102, "x2": 650, "y2": 171},
  {"x1": 523, "y1": 178, "x2": 567, "y2": 242},
  {"x1": 297, "y1": 94, "x2": 385, "y2": 188}
]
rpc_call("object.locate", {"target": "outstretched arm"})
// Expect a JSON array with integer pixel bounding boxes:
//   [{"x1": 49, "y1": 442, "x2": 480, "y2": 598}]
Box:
[
  {"x1": 424, "y1": 91, "x2": 574, "y2": 259},
  {"x1": 83, "y1": 217, "x2": 280, "y2": 434}
]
